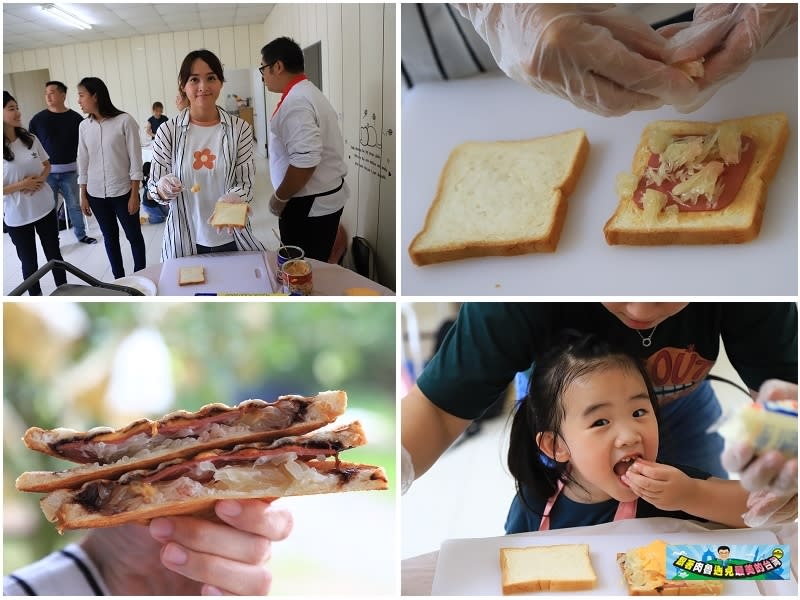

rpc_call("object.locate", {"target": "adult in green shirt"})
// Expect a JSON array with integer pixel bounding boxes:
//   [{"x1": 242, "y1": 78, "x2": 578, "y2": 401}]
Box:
[{"x1": 402, "y1": 303, "x2": 797, "y2": 499}]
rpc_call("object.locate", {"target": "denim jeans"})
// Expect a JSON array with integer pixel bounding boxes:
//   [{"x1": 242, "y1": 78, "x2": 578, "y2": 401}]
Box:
[
  {"x1": 6, "y1": 208, "x2": 67, "y2": 295},
  {"x1": 87, "y1": 191, "x2": 146, "y2": 279},
  {"x1": 47, "y1": 171, "x2": 85, "y2": 239}
]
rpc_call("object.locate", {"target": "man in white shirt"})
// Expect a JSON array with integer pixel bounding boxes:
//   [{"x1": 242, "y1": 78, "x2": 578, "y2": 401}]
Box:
[{"x1": 260, "y1": 36, "x2": 350, "y2": 261}]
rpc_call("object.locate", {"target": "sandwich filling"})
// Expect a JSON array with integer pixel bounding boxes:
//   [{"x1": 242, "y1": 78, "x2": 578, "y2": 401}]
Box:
[
  {"x1": 46, "y1": 397, "x2": 316, "y2": 464},
  {"x1": 618, "y1": 125, "x2": 755, "y2": 224},
  {"x1": 68, "y1": 450, "x2": 377, "y2": 516}
]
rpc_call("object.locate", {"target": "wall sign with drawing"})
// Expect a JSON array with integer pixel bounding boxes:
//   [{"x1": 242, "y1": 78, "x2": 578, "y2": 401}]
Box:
[{"x1": 347, "y1": 108, "x2": 393, "y2": 181}]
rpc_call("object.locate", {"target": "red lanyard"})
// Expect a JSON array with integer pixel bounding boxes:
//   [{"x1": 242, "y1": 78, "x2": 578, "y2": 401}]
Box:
[
  {"x1": 271, "y1": 74, "x2": 308, "y2": 118},
  {"x1": 539, "y1": 479, "x2": 637, "y2": 531}
]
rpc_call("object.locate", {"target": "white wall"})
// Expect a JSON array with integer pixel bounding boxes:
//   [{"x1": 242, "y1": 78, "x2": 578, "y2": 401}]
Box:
[
  {"x1": 263, "y1": 3, "x2": 396, "y2": 289},
  {"x1": 3, "y1": 24, "x2": 266, "y2": 136}
]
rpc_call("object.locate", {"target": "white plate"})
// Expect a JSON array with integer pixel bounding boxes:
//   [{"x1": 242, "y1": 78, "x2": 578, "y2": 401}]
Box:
[{"x1": 114, "y1": 275, "x2": 157, "y2": 296}]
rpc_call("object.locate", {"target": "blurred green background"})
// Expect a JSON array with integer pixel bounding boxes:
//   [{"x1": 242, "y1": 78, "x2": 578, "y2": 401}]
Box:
[{"x1": 3, "y1": 301, "x2": 396, "y2": 595}]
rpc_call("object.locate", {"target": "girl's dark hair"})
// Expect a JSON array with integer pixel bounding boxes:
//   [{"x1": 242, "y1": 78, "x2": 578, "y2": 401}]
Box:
[
  {"x1": 507, "y1": 331, "x2": 660, "y2": 516},
  {"x1": 260, "y1": 37, "x2": 305, "y2": 73},
  {"x1": 3, "y1": 91, "x2": 35, "y2": 161},
  {"x1": 77, "y1": 77, "x2": 124, "y2": 119},
  {"x1": 178, "y1": 49, "x2": 225, "y2": 92}
]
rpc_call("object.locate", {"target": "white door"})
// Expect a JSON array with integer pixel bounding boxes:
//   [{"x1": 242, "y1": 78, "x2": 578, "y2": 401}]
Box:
[{"x1": 251, "y1": 68, "x2": 268, "y2": 158}]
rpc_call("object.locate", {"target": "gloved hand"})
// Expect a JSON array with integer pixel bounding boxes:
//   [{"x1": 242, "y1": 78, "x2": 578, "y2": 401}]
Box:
[
  {"x1": 269, "y1": 192, "x2": 289, "y2": 217},
  {"x1": 156, "y1": 174, "x2": 183, "y2": 200},
  {"x1": 401, "y1": 445, "x2": 415, "y2": 495},
  {"x1": 659, "y1": 4, "x2": 798, "y2": 112},
  {"x1": 741, "y1": 489, "x2": 797, "y2": 528},
  {"x1": 454, "y1": 3, "x2": 699, "y2": 116},
  {"x1": 721, "y1": 380, "x2": 798, "y2": 495},
  {"x1": 209, "y1": 193, "x2": 251, "y2": 234}
]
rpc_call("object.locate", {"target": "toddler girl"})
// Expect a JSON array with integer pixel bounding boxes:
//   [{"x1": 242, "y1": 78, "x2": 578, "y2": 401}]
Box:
[{"x1": 506, "y1": 332, "x2": 749, "y2": 533}]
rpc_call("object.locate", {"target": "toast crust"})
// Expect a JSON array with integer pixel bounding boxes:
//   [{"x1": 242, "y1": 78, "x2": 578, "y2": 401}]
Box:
[
  {"x1": 616, "y1": 552, "x2": 724, "y2": 595},
  {"x1": 604, "y1": 113, "x2": 789, "y2": 245},
  {"x1": 409, "y1": 130, "x2": 590, "y2": 265}
]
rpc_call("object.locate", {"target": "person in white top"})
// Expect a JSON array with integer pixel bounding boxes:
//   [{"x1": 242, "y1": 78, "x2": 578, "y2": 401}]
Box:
[
  {"x1": 3, "y1": 91, "x2": 66, "y2": 295},
  {"x1": 261, "y1": 36, "x2": 350, "y2": 262},
  {"x1": 76, "y1": 77, "x2": 146, "y2": 279},
  {"x1": 148, "y1": 49, "x2": 265, "y2": 259}
]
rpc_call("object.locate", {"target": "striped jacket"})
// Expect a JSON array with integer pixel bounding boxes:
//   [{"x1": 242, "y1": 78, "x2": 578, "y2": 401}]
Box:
[
  {"x1": 3, "y1": 543, "x2": 108, "y2": 595},
  {"x1": 147, "y1": 106, "x2": 266, "y2": 260}
]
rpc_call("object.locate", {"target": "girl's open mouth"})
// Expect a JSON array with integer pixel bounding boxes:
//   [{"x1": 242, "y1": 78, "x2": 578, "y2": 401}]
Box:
[{"x1": 613, "y1": 455, "x2": 641, "y2": 484}]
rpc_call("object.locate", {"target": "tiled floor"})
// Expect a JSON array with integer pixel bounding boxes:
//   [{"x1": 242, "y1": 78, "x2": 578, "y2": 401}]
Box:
[
  {"x1": 401, "y1": 307, "x2": 750, "y2": 559},
  {"x1": 3, "y1": 155, "x2": 277, "y2": 295}
]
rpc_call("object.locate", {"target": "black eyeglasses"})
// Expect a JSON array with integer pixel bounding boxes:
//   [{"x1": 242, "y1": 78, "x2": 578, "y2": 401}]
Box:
[{"x1": 258, "y1": 62, "x2": 275, "y2": 74}]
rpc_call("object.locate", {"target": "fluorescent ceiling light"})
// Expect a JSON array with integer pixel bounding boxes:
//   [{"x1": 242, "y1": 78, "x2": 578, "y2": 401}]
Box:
[{"x1": 41, "y1": 4, "x2": 92, "y2": 30}]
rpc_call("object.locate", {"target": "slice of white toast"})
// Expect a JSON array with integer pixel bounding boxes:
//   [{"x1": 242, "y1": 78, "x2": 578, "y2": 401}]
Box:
[
  {"x1": 604, "y1": 113, "x2": 789, "y2": 245},
  {"x1": 408, "y1": 130, "x2": 589, "y2": 265},
  {"x1": 499, "y1": 544, "x2": 597, "y2": 594},
  {"x1": 209, "y1": 202, "x2": 248, "y2": 228},
  {"x1": 178, "y1": 265, "x2": 205, "y2": 286}
]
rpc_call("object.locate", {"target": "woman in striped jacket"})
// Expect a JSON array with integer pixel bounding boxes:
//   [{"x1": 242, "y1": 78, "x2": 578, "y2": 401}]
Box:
[{"x1": 147, "y1": 49, "x2": 265, "y2": 260}]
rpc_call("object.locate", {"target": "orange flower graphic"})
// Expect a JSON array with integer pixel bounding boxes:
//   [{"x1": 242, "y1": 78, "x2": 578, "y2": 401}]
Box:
[{"x1": 193, "y1": 148, "x2": 216, "y2": 170}]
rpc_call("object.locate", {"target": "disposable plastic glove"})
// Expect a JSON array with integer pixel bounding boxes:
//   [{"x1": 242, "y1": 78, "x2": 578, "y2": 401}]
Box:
[
  {"x1": 454, "y1": 3, "x2": 699, "y2": 116},
  {"x1": 269, "y1": 192, "x2": 289, "y2": 217},
  {"x1": 660, "y1": 3, "x2": 798, "y2": 112},
  {"x1": 721, "y1": 380, "x2": 798, "y2": 495},
  {"x1": 741, "y1": 489, "x2": 797, "y2": 528},
  {"x1": 156, "y1": 174, "x2": 183, "y2": 200}
]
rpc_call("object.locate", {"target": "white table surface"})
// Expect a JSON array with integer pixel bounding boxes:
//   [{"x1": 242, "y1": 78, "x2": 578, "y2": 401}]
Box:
[
  {"x1": 130, "y1": 251, "x2": 394, "y2": 297},
  {"x1": 401, "y1": 57, "x2": 798, "y2": 296},
  {"x1": 402, "y1": 518, "x2": 798, "y2": 596}
]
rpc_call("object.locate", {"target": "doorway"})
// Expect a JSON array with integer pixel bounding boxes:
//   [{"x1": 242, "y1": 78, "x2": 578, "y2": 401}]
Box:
[{"x1": 303, "y1": 41, "x2": 322, "y2": 91}]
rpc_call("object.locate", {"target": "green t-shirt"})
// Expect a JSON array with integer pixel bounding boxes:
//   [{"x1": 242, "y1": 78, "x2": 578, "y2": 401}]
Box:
[{"x1": 417, "y1": 303, "x2": 797, "y2": 420}]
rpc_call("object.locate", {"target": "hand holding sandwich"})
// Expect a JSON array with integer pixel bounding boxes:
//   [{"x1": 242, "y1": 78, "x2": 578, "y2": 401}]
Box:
[
  {"x1": 622, "y1": 458, "x2": 749, "y2": 528},
  {"x1": 81, "y1": 499, "x2": 291, "y2": 595}
]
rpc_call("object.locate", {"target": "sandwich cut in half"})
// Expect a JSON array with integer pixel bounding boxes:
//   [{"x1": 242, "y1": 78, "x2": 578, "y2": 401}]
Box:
[
  {"x1": 617, "y1": 540, "x2": 724, "y2": 595},
  {"x1": 16, "y1": 391, "x2": 388, "y2": 532},
  {"x1": 499, "y1": 543, "x2": 597, "y2": 594},
  {"x1": 604, "y1": 113, "x2": 789, "y2": 245},
  {"x1": 38, "y1": 421, "x2": 387, "y2": 532},
  {"x1": 409, "y1": 129, "x2": 590, "y2": 265}
]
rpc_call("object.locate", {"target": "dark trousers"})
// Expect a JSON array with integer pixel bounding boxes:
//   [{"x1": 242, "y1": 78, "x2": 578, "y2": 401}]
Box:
[
  {"x1": 6, "y1": 208, "x2": 66, "y2": 295},
  {"x1": 88, "y1": 191, "x2": 146, "y2": 279},
  {"x1": 197, "y1": 240, "x2": 238, "y2": 254},
  {"x1": 279, "y1": 195, "x2": 343, "y2": 262}
]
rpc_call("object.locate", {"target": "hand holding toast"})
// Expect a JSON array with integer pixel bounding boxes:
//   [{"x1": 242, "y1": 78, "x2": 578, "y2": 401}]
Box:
[
  {"x1": 81, "y1": 499, "x2": 292, "y2": 595},
  {"x1": 455, "y1": 4, "x2": 699, "y2": 116},
  {"x1": 659, "y1": 4, "x2": 798, "y2": 111},
  {"x1": 621, "y1": 458, "x2": 694, "y2": 512}
]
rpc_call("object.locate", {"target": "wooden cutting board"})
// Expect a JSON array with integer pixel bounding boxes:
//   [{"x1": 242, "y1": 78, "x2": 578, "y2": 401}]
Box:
[{"x1": 157, "y1": 252, "x2": 274, "y2": 296}]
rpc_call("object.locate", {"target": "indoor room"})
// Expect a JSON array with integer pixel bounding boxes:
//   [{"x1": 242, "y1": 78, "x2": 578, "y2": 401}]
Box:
[{"x1": 3, "y1": 3, "x2": 395, "y2": 295}]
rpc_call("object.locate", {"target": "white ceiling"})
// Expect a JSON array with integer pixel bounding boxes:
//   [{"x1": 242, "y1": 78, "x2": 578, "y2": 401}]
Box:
[{"x1": 3, "y1": 3, "x2": 276, "y2": 52}]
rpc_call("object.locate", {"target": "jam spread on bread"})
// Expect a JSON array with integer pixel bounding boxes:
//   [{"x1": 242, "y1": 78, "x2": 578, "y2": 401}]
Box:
[{"x1": 621, "y1": 126, "x2": 755, "y2": 224}]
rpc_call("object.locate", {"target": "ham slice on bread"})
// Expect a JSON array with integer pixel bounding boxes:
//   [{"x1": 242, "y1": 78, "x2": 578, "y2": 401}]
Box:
[
  {"x1": 17, "y1": 392, "x2": 346, "y2": 492},
  {"x1": 604, "y1": 113, "x2": 789, "y2": 245}
]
